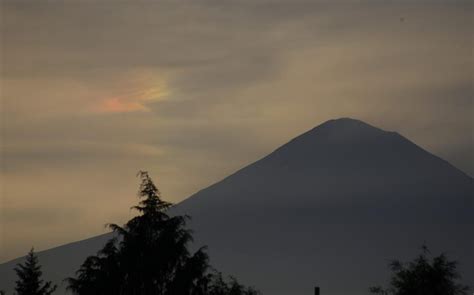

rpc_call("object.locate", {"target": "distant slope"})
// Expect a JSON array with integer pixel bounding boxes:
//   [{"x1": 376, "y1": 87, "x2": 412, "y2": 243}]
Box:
[
  {"x1": 0, "y1": 234, "x2": 112, "y2": 293},
  {"x1": 1, "y1": 118, "x2": 472, "y2": 295}
]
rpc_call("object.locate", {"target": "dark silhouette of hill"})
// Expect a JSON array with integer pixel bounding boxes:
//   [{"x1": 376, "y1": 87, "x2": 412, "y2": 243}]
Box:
[{"x1": 1, "y1": 118, "x2": 472, "y2": 295}]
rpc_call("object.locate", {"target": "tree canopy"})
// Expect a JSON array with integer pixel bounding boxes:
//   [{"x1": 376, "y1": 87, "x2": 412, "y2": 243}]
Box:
[
  {"x1": 67, "y1": 171, "x2": 259, "y2": 295},
  {"x1": 370, "y1": 245, "x2": 470, "y2": 295},
  {"x1": 14, "y1": 248, "x2": 57, "y2": 295}
]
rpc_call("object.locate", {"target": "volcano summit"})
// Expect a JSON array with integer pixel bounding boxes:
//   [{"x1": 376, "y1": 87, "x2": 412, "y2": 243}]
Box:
[{"x1": 1, "y1": 118, "x2": 472, "y2": 295}]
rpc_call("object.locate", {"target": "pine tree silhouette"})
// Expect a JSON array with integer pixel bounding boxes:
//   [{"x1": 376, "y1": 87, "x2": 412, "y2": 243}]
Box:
[
  {"x1": 370, "y1": 244, "x2": 470, "y2": 295},
  {"x1": 67, "y1": 171, "x2": 259, "y2": 295},
  {"x1": 14, "y1": 248, "x2": 57, "y2": 295},
  {"x1": 66, "y1": 239, "x2": 121, "y2": 294}
]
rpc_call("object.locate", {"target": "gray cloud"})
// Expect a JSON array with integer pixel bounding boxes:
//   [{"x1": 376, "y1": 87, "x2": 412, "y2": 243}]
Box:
[{"x1": 1, "y1": 0, "x2": 472, "y2": 261}]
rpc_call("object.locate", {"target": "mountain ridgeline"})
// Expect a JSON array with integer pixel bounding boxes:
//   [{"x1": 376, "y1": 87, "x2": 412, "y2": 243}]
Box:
[{"x1": 1, "y1": 118, "x2": 472, "y2": 295}]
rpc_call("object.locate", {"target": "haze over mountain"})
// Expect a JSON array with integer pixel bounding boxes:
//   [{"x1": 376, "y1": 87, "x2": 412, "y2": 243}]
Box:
[{"x1": 1, "y1": 118, "x2": 472, "y2": 295}]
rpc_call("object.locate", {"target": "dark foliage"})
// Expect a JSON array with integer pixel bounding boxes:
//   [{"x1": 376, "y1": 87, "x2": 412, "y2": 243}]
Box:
[
  {"x1": 66, "y1": 239, "x2": 122, "y2": 295},
  {"x1": 370, "y1": 245, "x2": 470, "y2": 295},
  {"x1": 207, "y1": 272, "x2": 260, "y2": 295},
  {"x1": 67, "y1": 171, "x2": 259, "y2": 295},
  {"x1": 14, "y1": 248, "x2": 57, "y2": 295}
]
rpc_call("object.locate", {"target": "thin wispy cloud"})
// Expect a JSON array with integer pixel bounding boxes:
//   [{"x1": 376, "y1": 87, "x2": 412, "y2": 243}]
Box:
[
  {"x1": 92, "y1": 71, "x2": 169, "y2": 113},
  {"x1": 1, "y1": 0, "x2": 472, "y2": 262}
]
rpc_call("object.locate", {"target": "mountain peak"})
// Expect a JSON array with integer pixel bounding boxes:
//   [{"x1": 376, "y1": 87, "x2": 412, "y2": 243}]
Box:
[
  {"x1": 311, "y1": 117, "x2": 386, "y2": 135},
  {"x1": 322, "y1": 117, "x2": 369, "y2": 125},
  {"x1": 1, "y1": 117, "x2": 472, "y2": 295},
  {"x1": 259, "y1": 117, "x2": 471, "y2": 185},
  {"x1": 282, "y1": 118, "x2": 388, "y2": 151}
]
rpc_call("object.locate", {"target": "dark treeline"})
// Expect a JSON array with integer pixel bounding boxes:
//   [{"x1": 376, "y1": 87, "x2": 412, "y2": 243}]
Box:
[
  {"x1": 8, "y1": 172, "x2": 259, "y2": 295},
  {"x1": 5, "y1": 172, "x2": 471, "y2": 295}
]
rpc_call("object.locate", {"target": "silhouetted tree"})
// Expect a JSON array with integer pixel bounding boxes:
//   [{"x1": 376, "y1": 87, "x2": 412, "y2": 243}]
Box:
[
  {"x1": 66, "y1": 239, "x2": 121, "y2": 295},
  {"x1": 370, "y1": 245, "x2": 470, "y2": 295},
  {"x1": 67, "y1": 171, "x2": 259, "y2": 295},
  {"x1": 14, "y1": 248, "x2": 57, "y2": 295},
  {"x1": 207, "y1": 272, "x2": 260, "y2": 295}
]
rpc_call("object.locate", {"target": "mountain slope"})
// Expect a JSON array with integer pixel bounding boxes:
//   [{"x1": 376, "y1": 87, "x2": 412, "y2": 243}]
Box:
[{"x1": 1, "y1": 118, "x2": 472, "y2": 295}]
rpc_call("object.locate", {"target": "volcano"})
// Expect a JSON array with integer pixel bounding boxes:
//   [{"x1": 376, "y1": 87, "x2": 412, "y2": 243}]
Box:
[{"x1": 1, "y1": 118, "x2": 472, "y2": 295}]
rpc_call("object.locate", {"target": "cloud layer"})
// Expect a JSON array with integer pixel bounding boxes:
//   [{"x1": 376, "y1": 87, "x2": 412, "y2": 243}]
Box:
[{"x1": 1, "y1": 0, "x2": 472, "y2": 261}]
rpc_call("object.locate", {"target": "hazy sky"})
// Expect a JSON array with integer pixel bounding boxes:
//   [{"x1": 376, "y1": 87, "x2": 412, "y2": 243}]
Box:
[{"x1": 1, "y1": 0, "x2": 472, "y2": 262}]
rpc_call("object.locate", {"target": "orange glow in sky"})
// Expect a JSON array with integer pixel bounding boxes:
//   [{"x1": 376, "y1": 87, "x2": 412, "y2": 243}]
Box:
[
  {"x1": 99, "y1": 97, "x2": 148, "y2": 113},
  {"x1": 93, "y1": 72, "x2": 169, "y2": 113}
]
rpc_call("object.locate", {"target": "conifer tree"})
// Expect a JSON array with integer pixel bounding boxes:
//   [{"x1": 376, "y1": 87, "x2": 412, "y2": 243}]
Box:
[
  {"x1": 67, "y1": 171, "x2": 258, "y2": 295},
  {"x1": 14, "y1": 248, "x2": 57, "y2": 295},
  {"x1": 107, "y1": 171, "x2": 209, "y2": 294},
  {"x1": 66, "y1": 239, "x2": 121, "y2": 295}
]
